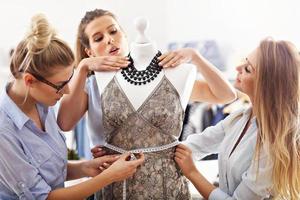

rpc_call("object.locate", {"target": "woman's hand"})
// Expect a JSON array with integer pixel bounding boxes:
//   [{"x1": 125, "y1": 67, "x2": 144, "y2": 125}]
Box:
[
  {"x1": 104, "y1": 152, "x2": 145, "y2": 182},
  {"x1": 158, "y1": 48, "x2": 197, "y2": 68},
  {"x1": 91, "y1": 145, "x2": 107, "y2": 158},
  {"x1": 82, "y1": 155, "x2": 120, "y2": 177},
  {"x1": 175, "y1": 144, "x2": 198, "y2": 179},
  {"x1": 79, "y1": 56, "x2": 130, "y2": 72}
]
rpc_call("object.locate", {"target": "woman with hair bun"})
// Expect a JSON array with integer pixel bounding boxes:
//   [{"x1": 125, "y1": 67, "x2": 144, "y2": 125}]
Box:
[{"x1": 0, "y1": 14, "x2": 144, "y2": 200}]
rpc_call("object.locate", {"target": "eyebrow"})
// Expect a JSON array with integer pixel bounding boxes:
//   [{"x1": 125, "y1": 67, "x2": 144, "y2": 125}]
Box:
[
  {"x1": 245, "y1": 58, "x2": 256, "y2": 71},
  {"x1": 245, "y1": 58, "x2": 253, "y2": 66},
  {"x1": 91, "y1": 24, "x2": 117, "y2": 38}
]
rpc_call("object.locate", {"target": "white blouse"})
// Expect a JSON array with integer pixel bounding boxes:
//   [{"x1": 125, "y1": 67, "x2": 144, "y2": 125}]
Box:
[{"x1": 183, "y1": 107, "x2": 273, "y2": 200}]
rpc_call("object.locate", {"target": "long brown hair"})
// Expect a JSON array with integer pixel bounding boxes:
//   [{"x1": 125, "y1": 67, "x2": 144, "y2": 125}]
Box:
[
  {"x1": 75, "y1": 9, "x2": 116, "y2": 66},
  {"x1": 253, "y1": 38, "x2": 300, "y2": 199}
]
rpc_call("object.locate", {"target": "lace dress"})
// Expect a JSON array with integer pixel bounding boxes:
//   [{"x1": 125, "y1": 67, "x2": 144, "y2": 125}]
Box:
[{"x1": 95, "y1": 75, "x2": 191, "y2": 200}]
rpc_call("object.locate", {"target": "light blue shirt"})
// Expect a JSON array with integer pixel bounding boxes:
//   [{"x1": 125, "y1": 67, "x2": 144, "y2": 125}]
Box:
[
  {"x1": 85, "y1": 75, "x2": 105, "y2": 147},
  {"x1": 184, "y1": 107, "x2": 273, "y2": 200},
  {"x1": 0, "y1": 84, "x2": 68, "y2": 200}
]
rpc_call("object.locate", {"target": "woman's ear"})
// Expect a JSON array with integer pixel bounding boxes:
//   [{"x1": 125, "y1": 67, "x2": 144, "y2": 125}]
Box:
[
  {"x1": 23, "y1": 73, "x2": 36, "y2": 87},
  {"x1": 85, "y1": 48, "x2": 94, "y2": 57}
]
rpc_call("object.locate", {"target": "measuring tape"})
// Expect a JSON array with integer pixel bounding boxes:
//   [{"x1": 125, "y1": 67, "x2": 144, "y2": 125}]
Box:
[{"x1": 103, "y1": 140, "x2": 180, "y2": 200}]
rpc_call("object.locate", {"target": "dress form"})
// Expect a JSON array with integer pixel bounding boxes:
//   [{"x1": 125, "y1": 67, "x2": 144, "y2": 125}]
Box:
[
  {"x1": 95, "y1": 17, "x2": 196, "y2": 110},
  {"x1": 96, "y1": 17, "x2": 196, "y2": 199},
  {"x1": 115, "y1": 17, "x2": 164, "y2": 110}
]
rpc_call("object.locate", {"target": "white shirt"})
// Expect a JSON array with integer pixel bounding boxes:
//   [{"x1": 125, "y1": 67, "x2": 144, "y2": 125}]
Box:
[
  {"x1": 84, "y1": 75, "x2": 105, "y2": 147},
  {"x1": 183, "y1": 107, "x2": 273, "y2": 200}
]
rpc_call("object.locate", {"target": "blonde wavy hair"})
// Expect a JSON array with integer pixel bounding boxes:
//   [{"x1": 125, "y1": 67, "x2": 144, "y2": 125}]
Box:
[{"x1": 253, "y1": 38, "x2": 300, "y2": 199}]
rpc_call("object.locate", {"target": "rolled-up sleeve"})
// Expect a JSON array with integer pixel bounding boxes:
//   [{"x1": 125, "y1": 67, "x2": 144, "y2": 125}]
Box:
[
  {"x1": 0, "y1": 132, "x2": 51, "y2": 200},
  {"x1": 182, "y1": 109, "x2": 244, "y2": 160},
  {"x1": 208, "y1": 151, "x2": 272, "y2": 200},
  {"x1": 182, "y1": 121, "x2": 225, "y2": 160}
]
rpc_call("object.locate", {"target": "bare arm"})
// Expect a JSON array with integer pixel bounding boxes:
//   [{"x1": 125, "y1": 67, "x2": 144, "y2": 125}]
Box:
[
  {"x1": 159, "y1": 48, "x2": 237, "y2": 104},
  {"x1": 190, "y1": 51, "x2": 236, "y2": 104},
  {"x1": 66, "y1": 155, "x2": 119, "y2": 181},
  {"x1": 47, "y1": 153, "x2": 144, "y2": 200},
  {"x1": 175, "y1": 144, "x2": 215, "y2": 199},
  {"x1": 47, "y1": 169, "x2": 112, "y2": 200},
  {"x1": 57, "y1": 62, "x2": 89, "y2": 131}
]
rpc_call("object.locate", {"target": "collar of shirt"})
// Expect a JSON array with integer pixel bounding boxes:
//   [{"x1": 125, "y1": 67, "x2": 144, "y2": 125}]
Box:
[
  {"x1": 0, "y1": 83, "x2": 49, "y2": 131},
  {"x1": 242, "y1": 105, "x2": 257, "y2": 125}
]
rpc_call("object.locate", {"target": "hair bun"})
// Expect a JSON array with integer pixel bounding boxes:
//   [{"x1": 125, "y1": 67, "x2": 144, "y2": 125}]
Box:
[{"x1": 26, "y1": 14, "x2": 56, "y2": 54}]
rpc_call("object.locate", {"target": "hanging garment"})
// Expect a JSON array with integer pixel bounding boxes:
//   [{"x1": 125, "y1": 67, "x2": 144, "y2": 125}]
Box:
[{"x1": 95, "y1": 75, "x2": 191, "y2": 200}]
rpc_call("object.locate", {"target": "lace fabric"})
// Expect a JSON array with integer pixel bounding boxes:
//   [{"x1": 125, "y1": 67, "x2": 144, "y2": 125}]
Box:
[{"x1": 96, "y1": 75, "x2": 191, "y2": 200}]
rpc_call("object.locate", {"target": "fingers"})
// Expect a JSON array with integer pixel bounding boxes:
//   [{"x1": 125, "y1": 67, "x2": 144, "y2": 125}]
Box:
[
  {"x1": 91, "y1": 146, "x2": 107, "y2": 158},
  {"x1": 91, "y1": 145, "x2": 102, "y2": 153},
  {"x1": 158, "y1": 52, "x2": 176, "y2": 67},
  {"x1": 119, "y1": 152, "x2": 132, "y2": 161},
  {"x1": 102, "y1": 57, "x2": 130, "y2": 68},
  {"x1": 99, "y1": 162, "x2": 111, "y2": 172},
  {"x1": 98, "y1": 160, "x2": 113, "y2": 172},
  {"x1": 175, "y1": 144, "x2": 192, "y2": 160},
  {"x1": 91, "y1": 56, "x2": 130, "y2": 72},
  {"x1": 177, "y1": 144, "x2": 192, "y2": 152},
  {"x1": 158, "y1": 51, "x2": 185, "y2": 68},
  {"x1": 175, "y1": 151, "x2": 186, "y2": 160},
  {"x1": 99, "y1": 166, "x2": 105, "y2": 172},
  {"x1": 101, "y1": 154, "x2": 120, "y2": 163},
  {"x1": 93, "y1": 151, "x2": 107, "y2": 158},
  {"x1": 116, "y1": 152, "x2": 145, "y2": 166},
  {"x1": 170, "y1": 56, "x2": 183, "y2": 67},
  {"x1": 104, "y1": 56, "x2": 130, "y2": 67},
  {"x1": 158, "y1": 53, "x2": 168, "y2": 61},
  {"x1": 130, "y1": 153, "x2": 145, "y2": 166}
]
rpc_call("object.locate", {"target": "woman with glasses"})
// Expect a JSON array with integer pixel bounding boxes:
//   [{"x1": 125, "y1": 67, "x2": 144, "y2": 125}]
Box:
[
  {"x1": 175, "y1": 39, "x2": 300, "y2": 199},
  {"x1": 0, "y1": 14, "x2": 144, "y2": 200}
]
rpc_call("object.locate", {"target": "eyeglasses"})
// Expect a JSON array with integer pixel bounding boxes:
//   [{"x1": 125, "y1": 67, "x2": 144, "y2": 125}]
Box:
[{"x1": 30, "y1": 69, "x2": 74, "y2": 93}]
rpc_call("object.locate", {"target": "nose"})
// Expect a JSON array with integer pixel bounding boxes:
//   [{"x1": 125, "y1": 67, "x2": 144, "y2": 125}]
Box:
[
  {"x1": 236, "y1": 65, "x2": 242, "y2": 73},
  {"x1": 107, "y1": 36, "x2": 114, "y2": 44}
]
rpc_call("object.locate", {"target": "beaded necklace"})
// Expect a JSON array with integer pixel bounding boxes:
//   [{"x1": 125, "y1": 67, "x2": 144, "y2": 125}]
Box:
[{"x1": 121, "y1": 51, "x2": 162, "y2": 85}]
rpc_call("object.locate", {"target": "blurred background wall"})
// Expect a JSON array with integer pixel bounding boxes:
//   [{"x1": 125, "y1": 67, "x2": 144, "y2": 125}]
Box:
[{"x1": 1, "y1": 0, "x2": 299, "y2": 87}]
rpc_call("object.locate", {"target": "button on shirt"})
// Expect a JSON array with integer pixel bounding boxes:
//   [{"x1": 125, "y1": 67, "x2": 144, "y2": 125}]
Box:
[
  {"x1": 183, "y1": 107, "x2": 273, "y2": 200},
  {"x1": 0, "y1": 84, "x2": 68, "y2": 200}
]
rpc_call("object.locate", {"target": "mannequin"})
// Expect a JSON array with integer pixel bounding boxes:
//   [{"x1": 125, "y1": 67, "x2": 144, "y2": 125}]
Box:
[
  {"x1": 95, "y1": 17, "x2": 196, "y2": 110},
  {"x1": 94, "y1": 17, "x2": 196, "y2": 199}
]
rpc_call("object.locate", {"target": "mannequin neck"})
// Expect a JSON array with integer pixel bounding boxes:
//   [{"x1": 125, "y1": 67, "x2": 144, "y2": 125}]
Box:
[{"x1": 130, "y1": 42, "x2": 158, "y2": 71}]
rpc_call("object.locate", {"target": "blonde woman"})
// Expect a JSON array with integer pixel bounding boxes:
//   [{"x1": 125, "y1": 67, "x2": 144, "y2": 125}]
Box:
[
  {"x1": 0, "y1": 14, "x2": 144, "y2": 200},
  {"x1": 175, "y1": 39, "x2": 300, "y2": 199}
]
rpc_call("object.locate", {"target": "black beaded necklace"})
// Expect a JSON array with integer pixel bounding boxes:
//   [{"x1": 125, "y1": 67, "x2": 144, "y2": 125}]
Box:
[{"x1": 121, "y1": 51, "x2": 162, "y2": 85}]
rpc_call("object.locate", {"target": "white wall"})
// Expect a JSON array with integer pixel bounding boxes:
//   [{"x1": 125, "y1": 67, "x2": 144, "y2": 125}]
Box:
[
  {"x1": 165, "y1": 0, "x2": 300, "y2": 77},
  {"x1": 1, "y1": 0, "x2": 300, "y2": 84}
]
